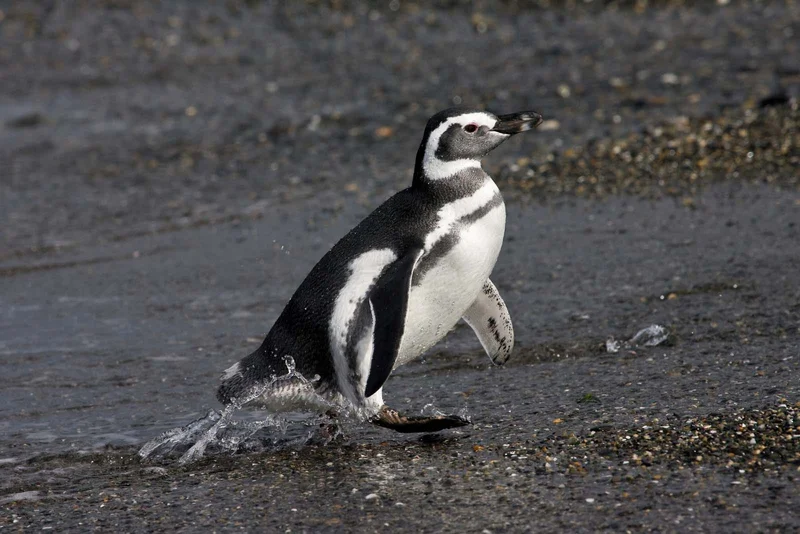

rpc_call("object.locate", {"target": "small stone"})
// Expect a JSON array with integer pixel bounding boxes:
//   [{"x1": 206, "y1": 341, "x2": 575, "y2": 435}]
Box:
[
  {"x1": 661, "y1": 73, "x2": 680, "y2": 85},
  {"x1": 538, "y1": 119, "x2": 560, "y2": 131},
  {"x1": 471, "y1": 13, "x2": 491, "y2": 34},
  {"x1": 375, "y1": 126, "x2": 394, "y2": 138},
  {"x1": 142, "y1": 467, "x2": 167, "y2": 476}
]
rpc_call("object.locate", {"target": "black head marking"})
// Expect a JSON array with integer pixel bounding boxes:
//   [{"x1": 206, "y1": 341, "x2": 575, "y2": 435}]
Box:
[
  {"x1": 413, "y1": 107, "x2": 502, "y2": 186},
  {"x1": 434, "y1": 122, "x2": 501, "y2": 162},
  {"x1": 413, "y1": 107, "x2": 543, "y2": 187}
]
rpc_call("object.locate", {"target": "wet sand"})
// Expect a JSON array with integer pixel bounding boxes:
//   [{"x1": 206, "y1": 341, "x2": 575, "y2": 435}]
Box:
[{"x1": 2, "y1": 1, "x2": 799, "y2": 531}]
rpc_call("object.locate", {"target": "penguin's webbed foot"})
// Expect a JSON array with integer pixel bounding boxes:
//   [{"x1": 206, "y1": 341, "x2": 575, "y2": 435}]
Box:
[{"x1": 371, "y1": 406, "x2": 471, "y2": 433}]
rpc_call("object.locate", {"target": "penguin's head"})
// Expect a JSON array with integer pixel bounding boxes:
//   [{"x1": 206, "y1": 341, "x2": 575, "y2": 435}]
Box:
[{"x1": 414, "y1": 107, "x2": 542, "y2": 183}]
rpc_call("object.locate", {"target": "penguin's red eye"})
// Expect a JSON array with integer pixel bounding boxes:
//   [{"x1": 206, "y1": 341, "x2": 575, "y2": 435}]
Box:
[{"x1": 464, "y1": 124, "x2": 478, "y2": 133}]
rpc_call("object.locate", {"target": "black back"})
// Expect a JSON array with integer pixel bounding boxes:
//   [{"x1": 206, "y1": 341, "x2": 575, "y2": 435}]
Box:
[{"x1": 217, "y1": 165, "x2": 488, "y2": 403}]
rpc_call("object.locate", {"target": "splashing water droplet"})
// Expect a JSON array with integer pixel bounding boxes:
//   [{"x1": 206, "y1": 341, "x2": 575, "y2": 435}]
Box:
[
  {"x1": 137, "y1": 409, "x2": 221, "y2": 460},
  {"x1": 138, "y1": 356, "x2": 340, "y2": 464},
  {"x1": 283, "y1": 354, "x2": 296, "y2": 374},
  {"x1": 420, "y1": 403, "x2": 446, "y2": 417},
  {"x1": 606, "y1": 325, "x2": 668, "y2": 354},
  {"x1": 628, "y1": 325, "x2": 668, "y2": 347},
  {"x1": 605, "y1": 338, "x2": 621, "y2": 353}
]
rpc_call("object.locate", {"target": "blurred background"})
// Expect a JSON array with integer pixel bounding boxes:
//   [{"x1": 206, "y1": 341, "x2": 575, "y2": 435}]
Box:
[
  {"x1": 2, "y1": 0, "x2": 797, "y2": 252},
  {"x1": 1, "y1": 1, "x2": 799, "y2": 531}
]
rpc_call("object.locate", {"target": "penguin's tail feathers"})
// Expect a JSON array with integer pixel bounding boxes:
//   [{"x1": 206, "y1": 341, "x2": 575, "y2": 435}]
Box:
[{"x1": 216, "y1": 350, "x2": 269, "y2": 405}]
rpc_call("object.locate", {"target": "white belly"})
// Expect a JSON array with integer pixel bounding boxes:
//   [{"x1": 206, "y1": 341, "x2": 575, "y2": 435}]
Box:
[{"x1": 395, "y1": 201, "x2": 506, "y2": 367}]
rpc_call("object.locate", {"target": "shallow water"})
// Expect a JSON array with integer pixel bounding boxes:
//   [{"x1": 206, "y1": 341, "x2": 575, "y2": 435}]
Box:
[{"x1": 2, "y1": 185, "x2": 798, "y2": 466}]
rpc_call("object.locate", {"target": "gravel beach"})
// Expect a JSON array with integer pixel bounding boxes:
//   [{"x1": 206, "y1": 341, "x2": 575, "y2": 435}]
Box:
[{"x1": 1, "y1": 1, "x2": 799, "y2": 531}]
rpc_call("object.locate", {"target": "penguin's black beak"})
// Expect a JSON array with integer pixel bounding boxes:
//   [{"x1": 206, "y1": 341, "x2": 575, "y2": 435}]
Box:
[{"x1": 491, "y1": 111, "x2": 544, "y2": 135}]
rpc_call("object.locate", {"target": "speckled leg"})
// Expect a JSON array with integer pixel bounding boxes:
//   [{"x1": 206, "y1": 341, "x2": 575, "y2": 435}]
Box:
[{"x1": 371, "y1": 406, "x2": 471, "y2": 433}]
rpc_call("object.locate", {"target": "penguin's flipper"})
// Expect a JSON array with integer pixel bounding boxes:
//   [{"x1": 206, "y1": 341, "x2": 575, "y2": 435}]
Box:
[
  {"x1": 364, "y1": 248, "x2": 423, "y2": 398},
  {"x1": 462, "y1": 278, "x2": 514, "y2": 365},
  {"x1": 372, "y1": 406, "x2": 471, "y2": 433}
]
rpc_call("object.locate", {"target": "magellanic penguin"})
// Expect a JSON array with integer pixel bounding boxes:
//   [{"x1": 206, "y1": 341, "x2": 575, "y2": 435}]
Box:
[{"x1": 218, "y1": 107, "x2": 543, "y2": 432}]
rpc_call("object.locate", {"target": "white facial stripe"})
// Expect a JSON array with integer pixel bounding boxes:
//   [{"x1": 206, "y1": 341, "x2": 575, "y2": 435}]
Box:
[
  {"x1": 423, "y1": 180, "x2": 499, "y2": 253},
  {"x1": 329, "y1": 248, "x2": 396, "y2": 405},
  {"x1": 423, "y1": 158, "x2": 481, "y2": 181},
  {"x1": 422, "y1": 112, "x2": 498, "y2": 180}
]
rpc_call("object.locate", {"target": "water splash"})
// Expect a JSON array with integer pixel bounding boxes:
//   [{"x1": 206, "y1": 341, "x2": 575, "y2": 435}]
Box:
[
  {"x1": 138, "y1": 356, "x2": 341, "y2": 464},
  {"x1": 456, "y1": 406, "x2": 472, "y2": 422},
  {"x1": 420, "y1": 403, "x2": 447, "y2": 417},
  {"x1": 605, "y1": 338, "x2": 622, "y2": 353},
  {"x1": 606, "y1": 324, "x2": 669, "y2": 353},
  {"x1": 419, "y1": 403, "x2": 472, "y2": 425},
  {"x1": 629, "y1": 324, "x2": 669, "y2": 347},
  {"x1": 137, "y1": 409, "x2": 222, "y2": 460}
]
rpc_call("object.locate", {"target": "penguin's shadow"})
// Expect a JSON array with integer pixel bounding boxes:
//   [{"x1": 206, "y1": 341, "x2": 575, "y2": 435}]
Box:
[{"x1": 416, "y1": 432, "x2": 467, "y2": 446}]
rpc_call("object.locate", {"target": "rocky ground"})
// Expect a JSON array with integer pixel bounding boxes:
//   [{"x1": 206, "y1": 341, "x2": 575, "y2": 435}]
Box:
[{"x1": 1, "y1": 0, "x2": 799, "y2": 532}]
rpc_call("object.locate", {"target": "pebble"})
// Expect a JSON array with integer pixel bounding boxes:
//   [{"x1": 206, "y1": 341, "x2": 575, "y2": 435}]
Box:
[
  {"x1": 542, "y1": 404, "x2": 800, "y2": 473},
  {"x1": 499, "y1": 104, "x2": 799, "y2": 200}
]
